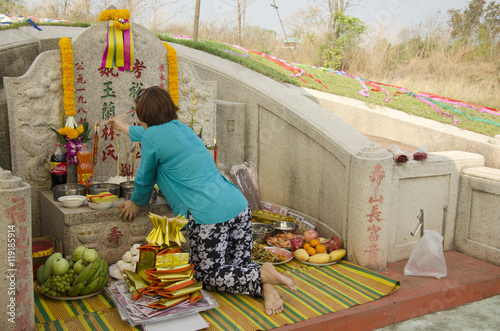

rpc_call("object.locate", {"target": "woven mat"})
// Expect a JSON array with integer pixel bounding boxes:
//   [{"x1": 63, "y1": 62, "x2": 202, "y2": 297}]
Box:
[{"x1": 35, "y1": 260, "x2": 400, "y2": 330}]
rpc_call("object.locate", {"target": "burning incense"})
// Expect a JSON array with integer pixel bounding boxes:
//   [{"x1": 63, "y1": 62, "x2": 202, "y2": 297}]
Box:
[{"x1": 114, "y1": 131, "x2": 120, "y2": 176}]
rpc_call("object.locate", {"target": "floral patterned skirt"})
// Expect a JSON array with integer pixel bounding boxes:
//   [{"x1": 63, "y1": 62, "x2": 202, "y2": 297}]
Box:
[{"x1": 186, "y1": 206, "x2": 263, "y2": 297}]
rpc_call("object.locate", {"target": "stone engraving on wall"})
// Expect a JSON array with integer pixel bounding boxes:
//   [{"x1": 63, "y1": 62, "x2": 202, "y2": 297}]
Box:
[
  {"x1": 177, "y1": 60, "x2": 217, "y2": 147},
  {"x1": 4, "y1": 21, "x2": 216, "y2": 237},
  {"x1": 4, "y1": 51, "x2": 64, "y2": 236}
]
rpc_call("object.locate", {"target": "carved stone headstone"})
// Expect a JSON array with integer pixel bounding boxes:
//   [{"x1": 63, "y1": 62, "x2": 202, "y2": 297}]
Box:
[{"x1": 4, "y1": 21, "x2": 216, "y2": 237}]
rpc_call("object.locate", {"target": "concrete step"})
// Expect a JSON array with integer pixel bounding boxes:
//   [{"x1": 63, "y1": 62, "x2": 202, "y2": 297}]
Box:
[{"x1": 274, "y1": 251, "x2": 500, "y2": 331}]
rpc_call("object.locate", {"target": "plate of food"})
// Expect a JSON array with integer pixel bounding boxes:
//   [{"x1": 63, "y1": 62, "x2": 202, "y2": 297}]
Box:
[
  {"x1": 36, "y1": 283, "x2": 102, "y2": 301},
  {"x1": 252, "y1": 244, "x2": 292, "y2": 265},
  {"x1": 266, "y1": 233, "x2": 303, "y2": 250}
]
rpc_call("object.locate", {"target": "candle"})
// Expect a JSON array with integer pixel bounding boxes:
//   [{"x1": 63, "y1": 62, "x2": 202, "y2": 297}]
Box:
[
  {"x1": 213, "y1": 138, "x2": 217, "y2": 166},
  {"x1": 92, "y1": 121, "x2": 99, "y2": 166}
]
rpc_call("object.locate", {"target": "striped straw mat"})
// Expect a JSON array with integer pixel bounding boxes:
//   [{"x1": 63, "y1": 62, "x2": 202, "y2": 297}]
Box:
[{"x1": 35, "y1": 260, "x2": 400, "y2": 330}]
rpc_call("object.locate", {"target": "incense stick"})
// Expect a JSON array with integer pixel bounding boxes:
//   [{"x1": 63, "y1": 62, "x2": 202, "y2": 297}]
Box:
[
  {"x1": 101, "y1": 108, "x2": 136, "y2": 125},
  {"x1": 123, "y1": 134, "x2": 129, "y2": 179},
  {"x1": 114, "y1": 132, "x2": 120, "y2": 176}
]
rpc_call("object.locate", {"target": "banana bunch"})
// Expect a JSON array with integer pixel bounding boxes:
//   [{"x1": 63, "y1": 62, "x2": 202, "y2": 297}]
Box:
[
  {"x1": 251, "y1": 210, "x2": 294, "y2": 224},
  {"x1": 67, "y1": 258, "x2": 110, "y2": 297}
]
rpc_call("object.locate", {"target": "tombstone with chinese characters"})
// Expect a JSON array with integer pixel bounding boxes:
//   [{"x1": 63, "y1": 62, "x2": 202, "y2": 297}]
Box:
[
  {"x1": 4, "y1": 16, "x2": 217, "y2": 250},
  {"x1": 0, "y1": 167, "x2": 34, "y2": 331}
]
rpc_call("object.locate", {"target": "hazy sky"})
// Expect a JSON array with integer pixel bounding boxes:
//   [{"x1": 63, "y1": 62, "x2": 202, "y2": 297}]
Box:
[
  {"x1": 195, "y1": 0, "x2": 472, "y2": 35},
  {"x1": 26, "y1": 0, "x2": 473, "y2": 36}
]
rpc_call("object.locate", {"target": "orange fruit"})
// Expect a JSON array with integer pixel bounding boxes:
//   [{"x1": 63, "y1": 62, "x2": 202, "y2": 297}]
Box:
[
  {"x1": 307, "y1": 247, "x2": 316, "y2": 256},
  {"x1": 303, "y1": 243, "x2": 311, "y2": 250},
  {"x1": 310, "y1": 239, "x2": 320, "y2": 247},
  {"x1": 316, "y1": 244, "x2": 326, "y2": 253}
]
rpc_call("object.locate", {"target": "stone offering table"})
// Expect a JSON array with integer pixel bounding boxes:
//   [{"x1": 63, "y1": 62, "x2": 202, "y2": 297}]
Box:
[{"x1": 39, "y1": 190, "x2": 174, "y2": 264}]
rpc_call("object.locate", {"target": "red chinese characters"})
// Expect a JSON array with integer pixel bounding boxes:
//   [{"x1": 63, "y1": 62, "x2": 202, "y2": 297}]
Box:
[
  {"x1": 365, "y1": 164, "x2": 386, "y2": 263},
  {"x1": 107, "y1": 226, "x2": 124, "y2": 245},
  {"x1": 74, "y1": 62, "x2": 88, "y2": 124}
]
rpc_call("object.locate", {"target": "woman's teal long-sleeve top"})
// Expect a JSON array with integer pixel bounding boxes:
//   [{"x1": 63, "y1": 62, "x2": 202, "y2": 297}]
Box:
[{"x1": 129, "y1": 120, "x2": 248, "y2": 224}]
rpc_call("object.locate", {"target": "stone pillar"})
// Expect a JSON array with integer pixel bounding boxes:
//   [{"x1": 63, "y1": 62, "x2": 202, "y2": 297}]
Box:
[
  {"x1": 347, "y1": 144, "x2": 393, "y2": 271},
  {"x1": 0, "y1": 167, "x2": 34, "y2": 331}
]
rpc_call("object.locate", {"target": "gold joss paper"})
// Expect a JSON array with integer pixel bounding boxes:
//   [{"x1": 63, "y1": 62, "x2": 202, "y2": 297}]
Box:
[
  {"x1": 155, "y1": 253, "x2": 189, "y2": 268},
  {"x1": 160, "y1": 281, "x2": 203, "y2": 298},
  {"x1": 146, "y1": 213, "x2": 188, "y2": 247}
]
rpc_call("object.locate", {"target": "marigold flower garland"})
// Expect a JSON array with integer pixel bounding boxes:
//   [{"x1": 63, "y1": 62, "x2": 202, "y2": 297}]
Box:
[
  {"x1": 99, "y1": 9, "x2": 131, "y2": 30},
  {"x1": 46, "y1": 37, "x2": 90, "y2": 166},
  {"x1": 162, "y1": 42, "x2": 179, "y2": 106}
]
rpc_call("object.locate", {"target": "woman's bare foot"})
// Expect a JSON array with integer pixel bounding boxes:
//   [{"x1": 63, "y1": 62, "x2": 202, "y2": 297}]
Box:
[
  {"x1": 263, "y1": 283, "x2": 283, "y2": 315},
  {"x1": 261, "y1": 262, "x2": 297, "y2": 292}
]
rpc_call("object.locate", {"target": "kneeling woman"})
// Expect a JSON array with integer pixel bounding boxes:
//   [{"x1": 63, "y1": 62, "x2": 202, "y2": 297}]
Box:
[{"x1": 110, "y1": 86, "x2": 296, "y2": 315}]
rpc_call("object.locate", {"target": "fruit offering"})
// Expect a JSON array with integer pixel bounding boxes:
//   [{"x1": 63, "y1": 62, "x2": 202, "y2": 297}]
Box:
[
  {"x1": 36, "y1": 246, "x2": 109, "y2": 297},
  {"x1": 292, "y1": 229, "x2": 346, "y2": 264}
]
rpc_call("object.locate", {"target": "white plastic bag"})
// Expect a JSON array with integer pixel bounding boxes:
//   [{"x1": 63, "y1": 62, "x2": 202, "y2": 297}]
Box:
[{"x1": 404, "y1": 230, "x2": 447, "y2": 279}]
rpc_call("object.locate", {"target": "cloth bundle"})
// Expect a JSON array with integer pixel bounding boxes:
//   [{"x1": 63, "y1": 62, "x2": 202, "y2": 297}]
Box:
[{"x1": 389, "y1": 145, "x2": 429, "y2": 163}]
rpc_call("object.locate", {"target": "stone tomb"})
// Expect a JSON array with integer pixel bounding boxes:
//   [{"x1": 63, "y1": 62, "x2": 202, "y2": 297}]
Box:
[
  {"x1": 4, "y1": 21, "x2": 216, "y2": 238},
  {"x1": 39, "y1": 190, "x2": 173, "y2": 263}
]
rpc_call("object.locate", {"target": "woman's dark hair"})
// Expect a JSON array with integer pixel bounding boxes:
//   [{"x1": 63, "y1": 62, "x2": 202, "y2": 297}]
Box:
[{"x1": 135, "y1": 86, "x2": 178, "y2": 127}]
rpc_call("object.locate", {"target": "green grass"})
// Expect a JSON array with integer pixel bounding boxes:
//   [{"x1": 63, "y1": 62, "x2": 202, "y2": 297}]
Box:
[
  {"x1": 3, "y1": 22, "x2": 499, "y2": 137},
  {"x1": 159, "y1": 34, "x2": 500, "y2": 138}
]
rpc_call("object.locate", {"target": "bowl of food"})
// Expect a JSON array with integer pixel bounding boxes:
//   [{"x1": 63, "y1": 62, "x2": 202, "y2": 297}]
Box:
[
  {"x1": 53, "y1": 183, "x2": 86, "y2": 201},
  {"x1": 272, "y1": 221, "x2": 297, "y2": 235},
  {"x1": 252, "y1": 223, "x2": 274, "y2": 244},
  {"x1": 88, "y1": 183, "x2": 120, "y2": 196},
  {"x1": 119, "y1": 181, "x2": 135, "y2": 198},
  {"x1": 58, "y1": 195, "x2": 86, "y2": 208},
  {"x1": 124, "y1": 186, "x2": 157, "y2": 204},
  {"x1": 87, "y1": 201, "x2": 114, "y2": 210}
]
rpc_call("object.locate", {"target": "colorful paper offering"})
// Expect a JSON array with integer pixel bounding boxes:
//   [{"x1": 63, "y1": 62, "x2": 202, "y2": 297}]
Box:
[
  {"x1": 145, "y1": 213, "x2": 188, "y2": 246},
  {"x1": 123, "y1": 244, "x2": 203, "y2": 309},
  {"x1": 86, "y1": 191, "x2": 119, "y2": 203}
]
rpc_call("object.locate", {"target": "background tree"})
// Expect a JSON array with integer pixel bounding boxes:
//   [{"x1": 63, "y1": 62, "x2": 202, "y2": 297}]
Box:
[
  {"x1": 235, "y1": 0, "x2": 256, "y2": 45},
  {"x1": 306, "y1": 0, "x2": 366, "y2": 69},
  {"x1": 448, "y1": 0, "x2": 500, "y2": 60},
  {"x1": 0, "y1": 0, "x2": 23, "y2": 14}
]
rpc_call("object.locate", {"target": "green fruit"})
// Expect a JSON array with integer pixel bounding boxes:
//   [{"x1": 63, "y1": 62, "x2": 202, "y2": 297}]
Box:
[
  {"x1": 80, "y1": 276, "x2": 102, "y2": 295},
  {"x1": 52, "y1": 257, "x2": 70, "y2": 276},
  {"x1": 72, "y1": 246, "x2": 88, "y2": 262},
  {"x1": 83, "y1": 248, "x2": 99, "y2": 263},
  {"x1": 73, "y1": 259, "x2": 87, "y2": 274},
  {"x1": 43, "y1": 252, "x2": 63, "y2": 281},
  {"x1": 67, "y1": 282, "x2": 85, "y2": 297},
  {"x1": 72, "y1": 262, "x2": 94, "y2": 286},
  {"x1": 36, "y1": 265, "x2": 46, "y2": 284}
]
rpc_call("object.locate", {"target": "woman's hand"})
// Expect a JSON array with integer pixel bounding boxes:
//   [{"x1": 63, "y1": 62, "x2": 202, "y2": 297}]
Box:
[
  {"x1": 109, "y1": 116, "x2": 130, "y2": 135},
  {"x1": 117, "y1": 200, "x2": 140, "y2": 221}
]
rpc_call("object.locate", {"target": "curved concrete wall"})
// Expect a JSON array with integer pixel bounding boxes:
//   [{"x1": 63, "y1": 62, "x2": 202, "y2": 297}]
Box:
[
  {"x1": 173, "y1": 44, "x2": 377, "y2": 243},
  {"x1": 300, "y1": 88, "x2": 500, "y2": 169},
  {"x1": 2, "y1": 26, "x2": 499, "y2": 267}
]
